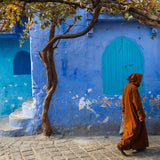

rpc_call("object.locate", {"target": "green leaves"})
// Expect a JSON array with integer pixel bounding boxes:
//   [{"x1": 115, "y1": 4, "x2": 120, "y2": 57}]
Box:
[
  {"x1": 73, "y1": 15, "x2": 82, "y2": 24},
  {"x1": 40, "y1": 21, "x2": 50, "y2": 30},
  {"x1": 123, "y1": 12, "x2": 133, "y2": 21},
  {"x1": 0, "y1": 0, "x2": 80, "y2": 47},
  {"x1": 1, "y1": 0, "x2": 160, "y2": 40}
]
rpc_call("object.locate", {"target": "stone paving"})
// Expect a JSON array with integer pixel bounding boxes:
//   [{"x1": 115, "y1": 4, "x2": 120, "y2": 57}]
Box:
[{"x1": 0, "y1": 134, "x2": 160, "y2": 160}]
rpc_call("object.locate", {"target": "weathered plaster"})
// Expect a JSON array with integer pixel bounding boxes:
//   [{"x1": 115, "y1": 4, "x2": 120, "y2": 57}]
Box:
[{"x1": 30, "y1": 10, "x2": 160, "y2": 135}]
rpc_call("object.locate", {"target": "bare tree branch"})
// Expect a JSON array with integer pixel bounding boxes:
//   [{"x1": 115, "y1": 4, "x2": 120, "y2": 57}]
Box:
[
  {"x1": 37, "y1": 51, "x2": 44, "y2": 62},
  {"x1": 129, "y1": 7, "x2": 160, "y2": 22},
  {"x1": 53, "y1": 24, "x2": 73, "y2": 49},
  {"x1": 130, "y1": 11, "x2": 160, "y2": 28},
  {"x1": 18, "y1": 0, "x2": 92, "y2": 9},
  {"x1": 42, "y1": 6, "x2": 101, "y2": 54},
  {"x1": 102, "y1": 2, "x2": 160, "y2": 27}
]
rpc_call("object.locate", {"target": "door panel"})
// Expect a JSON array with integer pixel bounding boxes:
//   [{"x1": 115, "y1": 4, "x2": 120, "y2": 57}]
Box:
[{"x1": 102, "y1": 36, "x2": 144, "y2": 95}]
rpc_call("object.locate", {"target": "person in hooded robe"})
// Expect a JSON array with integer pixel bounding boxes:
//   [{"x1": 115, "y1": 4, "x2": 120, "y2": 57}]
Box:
[{"x1": 117, "y1": 73, "x2": 149, "y2": 155}]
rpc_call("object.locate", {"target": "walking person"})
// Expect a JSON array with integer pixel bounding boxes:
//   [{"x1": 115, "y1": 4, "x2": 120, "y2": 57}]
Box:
[{"x1": 117, "y1": 73, "x2": 149, "y2": 155}]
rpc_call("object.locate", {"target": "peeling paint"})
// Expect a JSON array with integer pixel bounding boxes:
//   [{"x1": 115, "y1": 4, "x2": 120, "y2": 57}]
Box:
[
  {"x1": 86, "y1": 99, "x2": 99, "y2": 117},
  {"x1": 118, "y1": 95, "x2": 122, "y2": 100},
  {"x1": 43, "y1": 85, "x2": 46, "y2": 90},
  {"x1": 78, "y1": 97, "x2": 100, "y2": 118},
  {"x1": 85, "y1": 99, "x2": 92, "y2": 107},
  {"x1": 87, "y1": 125, "x2": 92, "y2": 130},
  {"x1": 76, "y1": 93, "x2": 160, "y2": 125},
  {"x1": 91, "y1": 99, "x2": 97, "y2": 103},
  {"x1": 157, "y1": 95, "x2": 160, "y2": 99},
  {"x1": 149, "y1": 98, "x2": 159, "y2": 107},
  {"x1": 72, "y1": 95, "x2": 79, "y2": 99},
  {"x1": 96, "y1": 114, "x2": 100, "y2": 118},
  {"x1": 103, "y1": 116, "x2": 109, "y2": 123},
  {"x1": 79, "y1": 97, "x2": 85, "y2": 110},
  {"x1": 142, "y1": 96, "x2": 148, "y2": 103},
  {"x1": 100, "y1": 97, "x2": 112, "y2": 108},
  {"x1": 17, "y1": 97, "x2": 23, "y2": 100},
  {"x1": 150, "y1": 95, "x2": 153, "y2": 98},
  {"x1": 11, "y1": 104, "x2": 15, "y2": 107},
  {"x1": 88, "y1": 88, "x2": 92, "y2": 93},
  {"x1": 115, "y1": 100, "x2": 121, "y2": 106},
  {"x1": 149, "y1": 97, "x2": 160, "y2": 114},
  {"x1": 101, "y1": 104, "x2": 107, "y2": 107}
]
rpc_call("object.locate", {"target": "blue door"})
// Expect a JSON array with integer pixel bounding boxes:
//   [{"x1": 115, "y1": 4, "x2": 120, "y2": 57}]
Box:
[{"x1": 102, "y1": 36, "x2": 144, "y2": 95}]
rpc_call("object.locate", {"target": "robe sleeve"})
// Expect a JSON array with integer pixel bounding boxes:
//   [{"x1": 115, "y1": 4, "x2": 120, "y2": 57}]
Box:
[{"x1": 132, "y1": 88, "x2": 146, "y2": 120}]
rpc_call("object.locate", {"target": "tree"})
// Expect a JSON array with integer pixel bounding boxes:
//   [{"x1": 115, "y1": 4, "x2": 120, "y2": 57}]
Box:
[{"x1": 1, "y1": 0, "x2": 160, "y2": 136}]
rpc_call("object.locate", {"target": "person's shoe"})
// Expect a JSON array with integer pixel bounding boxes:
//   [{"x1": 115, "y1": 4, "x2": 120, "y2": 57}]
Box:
[
  {"x1": 136, "y1": 148, "x2": 146, "y2": 152},
  {"x1": 117, "y1": 145, "x2": 127, "y2": 156}
]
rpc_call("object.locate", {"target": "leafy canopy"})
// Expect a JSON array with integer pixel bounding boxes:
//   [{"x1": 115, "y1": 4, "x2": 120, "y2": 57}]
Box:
[
  {"x1": 0, "y1": 0, "x2": 83, "y2": 46},
  {"x1": 1, "y1": 0, "x2": 160, "y2": 43}
]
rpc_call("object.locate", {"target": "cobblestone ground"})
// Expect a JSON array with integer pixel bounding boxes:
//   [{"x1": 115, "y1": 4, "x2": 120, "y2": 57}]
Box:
[{"x1": 0, "y1": 134, "x2": 159, "y2": 160}]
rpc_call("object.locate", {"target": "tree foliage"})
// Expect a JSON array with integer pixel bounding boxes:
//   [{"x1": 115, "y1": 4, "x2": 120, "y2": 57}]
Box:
[
  {"x1": 0, "y1": 0, "x2": 83, "y2": 46},
  {"x1": 1, "y1": 0, "x2": 160, "y2": 43}
]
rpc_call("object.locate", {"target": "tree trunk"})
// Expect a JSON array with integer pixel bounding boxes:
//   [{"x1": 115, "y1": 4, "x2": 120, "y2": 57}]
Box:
[
  {"x1": 40, "y1": 6, "x2": 101, "y2": 136},
  {"x1": 41, "y1": 24, "x2": 58, "y2": 136}
]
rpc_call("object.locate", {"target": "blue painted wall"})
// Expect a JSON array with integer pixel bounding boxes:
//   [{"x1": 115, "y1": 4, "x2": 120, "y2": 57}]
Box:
[
  {"x1": 0, "y1": 36, "x2": 32, "y2": 116},
  {"x1": 30, "y1": 10, "x2": 160, "y2": 135}
]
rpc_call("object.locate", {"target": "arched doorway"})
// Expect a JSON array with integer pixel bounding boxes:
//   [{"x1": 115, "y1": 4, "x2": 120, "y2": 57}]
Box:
[{"x1": 102, "y1": 36, "x2": 144, "y2": 95}]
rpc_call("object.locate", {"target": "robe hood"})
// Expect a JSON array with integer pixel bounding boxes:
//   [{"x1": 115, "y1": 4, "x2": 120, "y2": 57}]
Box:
[{"x1": 126, "y1": 73, "x2": 143, "y2": 87}]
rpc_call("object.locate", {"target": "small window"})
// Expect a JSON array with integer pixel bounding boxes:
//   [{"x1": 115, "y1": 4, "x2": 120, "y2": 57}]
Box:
[{"x1": 13, "y1": 51, "x2": 31, "y2": 75}]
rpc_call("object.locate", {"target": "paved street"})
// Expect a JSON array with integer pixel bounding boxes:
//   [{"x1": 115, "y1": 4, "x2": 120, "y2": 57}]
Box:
[{"x1": 0, "y1": 134, "x2": 160, "y2": 160}]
